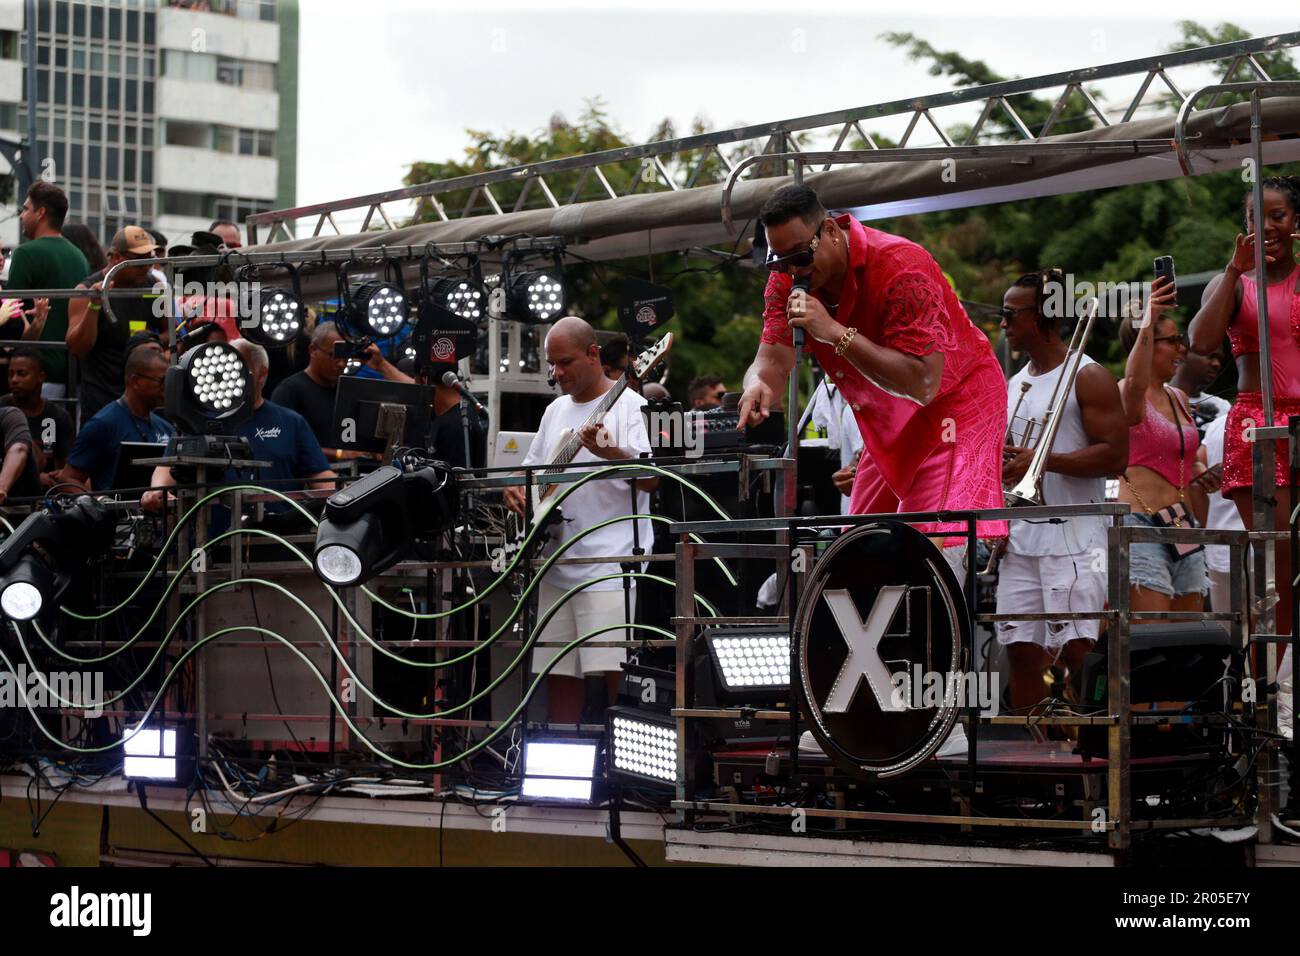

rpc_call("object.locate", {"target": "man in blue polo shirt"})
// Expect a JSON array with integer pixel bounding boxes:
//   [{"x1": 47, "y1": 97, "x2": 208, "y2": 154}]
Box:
[
  {"x1": 142, "y1": 339, "x2": 335, "y2": 512},
  {"x1": 60, "y1": 348, "x2": 174, "y2": 492}
]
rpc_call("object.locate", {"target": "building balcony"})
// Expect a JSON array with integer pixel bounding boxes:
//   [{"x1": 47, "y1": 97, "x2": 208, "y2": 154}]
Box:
[
  {"x1": 155, "y1": 144, "x2": 278, "y2": 198},
  {"x1": 157, "y1": 6, "x2": 280, "y2": 63},
  {"x1": 157, "y1": 77, "x2": 278, "y2": 130}
]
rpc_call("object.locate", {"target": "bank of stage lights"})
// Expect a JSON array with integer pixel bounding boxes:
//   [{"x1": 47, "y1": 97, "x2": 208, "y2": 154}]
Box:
[
  {"x1": 163, "y1": 340, "x2": 254, "y2": 459},
  {"x1": 312, "y1": 462, "x2": 458, "y2": 588},
  {"x1": 0, "y1": 496, "x2": 116, "y2": 624}
]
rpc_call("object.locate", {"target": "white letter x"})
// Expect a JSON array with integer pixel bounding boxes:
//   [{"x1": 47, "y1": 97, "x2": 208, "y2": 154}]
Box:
[{"x1": 821, "y1": 586, "x2": 907, "y2": 713}]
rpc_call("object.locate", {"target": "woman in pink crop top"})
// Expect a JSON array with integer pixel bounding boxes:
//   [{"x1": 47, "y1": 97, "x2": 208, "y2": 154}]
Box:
[
  {"x1": 1188, "y1": 175, "x2": 1300, "y2": 688},
  {"x1": 1119, "y1": 277, "x2": 1212, "y2": 616}
]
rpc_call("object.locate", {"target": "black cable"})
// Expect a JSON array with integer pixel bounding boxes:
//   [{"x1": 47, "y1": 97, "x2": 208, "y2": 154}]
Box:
[
  {"x1": 136, "y1": 783, "x2": 216, "y2": 866},
  {"x1": 249, "y1": 586, "x2": 305, "y2": 752}
]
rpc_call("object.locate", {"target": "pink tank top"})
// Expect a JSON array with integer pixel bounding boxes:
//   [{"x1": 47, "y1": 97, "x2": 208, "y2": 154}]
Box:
[
  {"x1": 1128, "y1": 389, "x2": 1200, "y2": 488},
  {"x1": 1230, "y1": 263, "x2": 1300, "y2": 398}
]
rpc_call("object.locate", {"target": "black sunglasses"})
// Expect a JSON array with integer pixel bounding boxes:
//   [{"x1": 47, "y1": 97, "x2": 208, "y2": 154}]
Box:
[
  {"x1": 1153, "y1": 332, "x2": 1187, "y2": 347},
  {"x1": 765, "y1": 223, "x2": 824, "y2": 273}
]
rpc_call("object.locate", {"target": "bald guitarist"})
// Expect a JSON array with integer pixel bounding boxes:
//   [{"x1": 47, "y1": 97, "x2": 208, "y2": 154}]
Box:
[{"x1": 504, "y1": 316, "x2": 658, "y2": 724}]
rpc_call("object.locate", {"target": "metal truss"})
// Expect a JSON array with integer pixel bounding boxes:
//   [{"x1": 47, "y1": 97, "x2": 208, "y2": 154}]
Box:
[{"x1": 247, "y1": 32, "x2": 1300, "y2": 245}]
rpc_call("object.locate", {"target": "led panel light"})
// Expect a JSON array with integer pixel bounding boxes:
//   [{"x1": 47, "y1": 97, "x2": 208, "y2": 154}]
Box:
[
  {"x1": 521, "y1": 739, "x2": 598, "y2": 803},
  {"x1": 123, "y1": 726, "x2": 178, "y2": 781},
  {"x1": 607, "y1": 707, "x2": 677, "y2": 788},
  {"x1": 705, "y1": 630, "x2": 790, "y2": 693}
]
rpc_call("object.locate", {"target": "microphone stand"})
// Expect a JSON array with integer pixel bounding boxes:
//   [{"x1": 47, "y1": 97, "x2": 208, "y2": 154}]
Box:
[{"x1": 785, "y1": 277, "x2": 811, "y2": 514}]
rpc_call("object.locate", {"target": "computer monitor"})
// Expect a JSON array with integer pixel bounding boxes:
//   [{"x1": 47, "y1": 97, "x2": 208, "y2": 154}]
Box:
[
  {"x1": 113, "y1": 441, "x2": 168, "y2": 495},
  {"x1": 329, "y1": 376, "x2": 434, "y2": 454}
]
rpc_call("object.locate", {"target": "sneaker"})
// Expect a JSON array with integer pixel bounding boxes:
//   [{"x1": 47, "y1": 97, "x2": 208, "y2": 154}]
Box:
[
  {"x1": 936, "y1": 722, "x2": 968, "y2": 758},
  {"x1": 798, "y1": 730, "x2": 825, "y2": 755}
]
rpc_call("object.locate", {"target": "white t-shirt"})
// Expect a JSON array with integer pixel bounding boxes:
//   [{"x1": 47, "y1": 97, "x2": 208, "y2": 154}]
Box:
[
  {"x1": 1006, "y1": 355, "x2": 1107, "y2": 557},
  {"x1": 1202, "y1": 413, "x2": 1246, "y2": 574},
  {"x1": 809, "y1": 380, "x2": 849, "y2": 450},
  {"x1": 521, "y1": 387, "x2": 653, "y2": 591}
]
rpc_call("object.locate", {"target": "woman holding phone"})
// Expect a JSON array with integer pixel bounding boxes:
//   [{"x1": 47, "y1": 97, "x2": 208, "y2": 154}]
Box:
[{"x1": 1118, "y1": 274, "x2": 1214, "y2": 616}]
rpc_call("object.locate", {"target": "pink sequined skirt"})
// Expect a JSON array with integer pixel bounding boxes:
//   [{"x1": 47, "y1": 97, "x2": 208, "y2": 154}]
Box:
[{"x1": 1222, "y1": 392, "x2": 1300, "y2": 493}]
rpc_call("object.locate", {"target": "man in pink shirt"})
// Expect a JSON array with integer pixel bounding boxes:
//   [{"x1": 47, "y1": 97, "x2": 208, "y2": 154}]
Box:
[{"x1": 738, "y1": 184, "x2": 1006, "y2": 541}]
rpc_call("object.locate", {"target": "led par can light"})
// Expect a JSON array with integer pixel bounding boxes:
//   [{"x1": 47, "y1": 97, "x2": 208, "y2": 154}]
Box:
[
  {"x1": 506, "y1": 270, "x2": 565, "y2": 324},
  {"x1": 428, "y1": 276, "x2": 486, "y2": 321},
  {"x1": 249, "y1": 287, "x2": 304, "y2": 346},
  {"x1": 351, "y1": 280, "x2": 408, "y2": 339},
  {"x1": 606, "y1": 706, "x2": 678, "y2": 789}
]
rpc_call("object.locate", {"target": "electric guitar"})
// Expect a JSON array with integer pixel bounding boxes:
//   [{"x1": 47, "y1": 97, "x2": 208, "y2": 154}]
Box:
[{"x1": 506, "y1": 333, "x2": 674, "y2": 554}]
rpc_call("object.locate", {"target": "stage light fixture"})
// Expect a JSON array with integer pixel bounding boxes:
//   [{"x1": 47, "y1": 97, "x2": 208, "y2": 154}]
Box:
[
  {"x1": 122, "y1": 721, "x2": 194, "y2": 784},
  {"x1": 352, "y1": 280, "x2": 407, "y2": 338},
  {"x1": 607, "y1": 706, "x2": 677, "y2": 788},
  {"x1": 428, "y1": 276, "x2": 486, "y2": 321},
  {"x1": 165, "y1": 340, "x2": 252, "y2": 429},
  {"x1": 237, "y1": 263, "x2": 305, "y2": 349},
  {"x1": 123, "y1": 726, "x2": 177, "y2": 780},
  {"x1": 506, "y1": 270, "x2": 565, "y2": 323},
  {"x1": 312, "y1": 462, "x2": 457, "y2": 588},
  {"x1": 333, "y1": 259, "x2": 410, "y2": 344},
  {"x1": 0, "y1": 497, "x2": 117, "y2": 625},
  {"x1": 0, "y1": 555, "x2": 51, "y2": 621},
  {"x1": 252, "y1": 287, "x2": 304, "y2": 345},
  {"x1": 521, "y1": 738, "x2": 599, "y2": 803},
  {"x1": 703, "y1": 629, "x2": 790, "y2": 695}
]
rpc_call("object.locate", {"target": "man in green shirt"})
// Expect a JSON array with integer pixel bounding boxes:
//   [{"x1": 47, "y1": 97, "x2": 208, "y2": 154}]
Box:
[{"x1": 5, "y1": 182, "x2": 89, "y2": 399}]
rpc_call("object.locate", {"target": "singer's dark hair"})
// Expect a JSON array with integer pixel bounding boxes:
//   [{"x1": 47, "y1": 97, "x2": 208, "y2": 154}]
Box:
[{"x1": 759, "y1": 184, "x2": 826, "y2": 229}]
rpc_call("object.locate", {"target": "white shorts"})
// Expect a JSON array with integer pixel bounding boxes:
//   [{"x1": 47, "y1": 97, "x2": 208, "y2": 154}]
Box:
[
  {"x1": 995, "y1": 551, "x2": 1105, "y2": 651},
  {"x1": 530, "y1": 579, "x2": 633, "y2": 678}
]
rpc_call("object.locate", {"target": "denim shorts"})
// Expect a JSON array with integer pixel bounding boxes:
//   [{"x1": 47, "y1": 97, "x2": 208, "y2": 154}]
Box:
[{"x1": 1125, "y1": 513, "x2": 1207, "y2": 597}]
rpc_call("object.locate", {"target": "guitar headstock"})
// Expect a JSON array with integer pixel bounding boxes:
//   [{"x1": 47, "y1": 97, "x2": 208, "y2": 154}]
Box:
[{"x1": 631, "y1": 332, "x2": 673, "y2": 380}]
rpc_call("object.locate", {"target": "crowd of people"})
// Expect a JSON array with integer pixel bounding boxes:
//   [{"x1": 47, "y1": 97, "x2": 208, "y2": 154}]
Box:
[{"x1": 0, "y1": 180, "x2": 441, "y2": 509}]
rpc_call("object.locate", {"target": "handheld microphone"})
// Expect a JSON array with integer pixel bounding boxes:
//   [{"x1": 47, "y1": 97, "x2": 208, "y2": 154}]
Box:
[
  {"x1": 441, "y1": 371, "x2": 488, "y2": 417},
  {"x1": 791, "y1": 275, "x2": 811, "y2": 352}
]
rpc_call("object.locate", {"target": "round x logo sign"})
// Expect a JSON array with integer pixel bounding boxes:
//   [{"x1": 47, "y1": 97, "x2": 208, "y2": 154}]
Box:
[{"x1": 795, "y1": 521, "x2": 970, "y2": 779}]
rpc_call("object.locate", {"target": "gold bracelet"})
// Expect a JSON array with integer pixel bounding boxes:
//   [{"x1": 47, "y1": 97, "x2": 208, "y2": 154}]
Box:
[{"x1": 834, "y1": 325, "x2": 857, "y2": 357}]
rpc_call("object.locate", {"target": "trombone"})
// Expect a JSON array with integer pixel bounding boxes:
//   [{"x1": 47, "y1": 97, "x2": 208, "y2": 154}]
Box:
[{"x1": 1003, "y1": 297, "x2": 1100, "y2": 507}]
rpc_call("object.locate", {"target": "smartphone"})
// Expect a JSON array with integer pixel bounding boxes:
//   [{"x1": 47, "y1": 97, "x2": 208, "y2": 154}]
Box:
[{"x1": 1153, "y1": 255, "x2": 1176, "y2": 291}]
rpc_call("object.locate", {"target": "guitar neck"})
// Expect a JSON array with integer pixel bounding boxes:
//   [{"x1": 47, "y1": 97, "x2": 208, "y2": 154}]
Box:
[{"x1": 545, "y1": 376, "x2": 629, "y2": 472}]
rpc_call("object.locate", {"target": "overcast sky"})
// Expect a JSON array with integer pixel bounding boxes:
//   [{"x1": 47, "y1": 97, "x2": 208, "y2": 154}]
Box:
[{"x1": 296, "y1": 1, "x2": 1298, "y2": 230}]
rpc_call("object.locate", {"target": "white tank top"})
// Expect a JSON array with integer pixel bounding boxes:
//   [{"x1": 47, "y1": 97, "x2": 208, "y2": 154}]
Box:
[{"x1": 1006, "y1": 354, "x2": 1106, "y2": 557}]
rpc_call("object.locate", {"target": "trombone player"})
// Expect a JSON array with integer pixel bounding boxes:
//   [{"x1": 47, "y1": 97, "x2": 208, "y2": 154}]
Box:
[{"x1": 996, "y1": 270, "x2": 1129, "y2": 716}]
